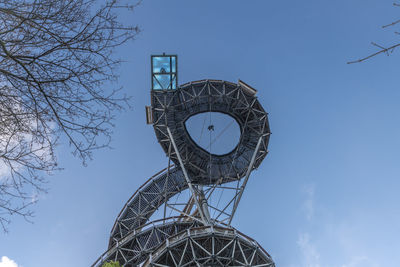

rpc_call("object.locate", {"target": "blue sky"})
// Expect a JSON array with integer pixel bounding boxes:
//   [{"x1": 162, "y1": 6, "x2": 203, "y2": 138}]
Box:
[{"x1": 1, "y1": 0, "x2": 400, "y2": 266}]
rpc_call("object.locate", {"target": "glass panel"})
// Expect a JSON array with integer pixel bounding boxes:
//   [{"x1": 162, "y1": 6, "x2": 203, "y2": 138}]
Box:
[
  {"x1": 153, "y1": 77, "x2": 162, "y2": 90},
  {"x1": 171, "y1": 56, "x2": 176, "y2": 72},
  {"x1": 151, "y1": 55, "x2": 177, "y2": 90},
  {"x1": 152, "y1": 56, "x2": 171, "y2": 73},
  {"x1": 154, "y1": 74, "x2": 171, "y2": 89},
  {"x1": 171, "y1": 74, "x2": 176, "y2": 89}
]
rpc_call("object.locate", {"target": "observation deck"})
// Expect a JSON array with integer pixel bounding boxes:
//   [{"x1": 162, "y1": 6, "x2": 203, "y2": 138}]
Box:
[{"x1": 93, "y1": 54, "x2": 275, "y2": 267}]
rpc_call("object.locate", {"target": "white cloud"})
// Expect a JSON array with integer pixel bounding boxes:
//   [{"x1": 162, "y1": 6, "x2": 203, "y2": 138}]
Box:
[
  {"x1": 0, "y1": 162, "x2": 10, "y2": 180},
  {"x1": 0, "y1": 256, "x2": 19, "y2": 267},
  {"x1": 301, "y1": 184, "x2": 315, "y2": 221},
  {"x1": 294, "y1": 184, "x2": 382, "y2": 267},
  {"x1": 341, "y1": 256, "x2": 379, "y2": 267},
  {"x1": 296, "y1": 184, "x2": 319, "y2": 267},
  {"x1": 297, "y1": 232, "x2": 321, "y2": 267},
  {"x1": 0, "y1": 86, "x2": 55, "y2": 181}
]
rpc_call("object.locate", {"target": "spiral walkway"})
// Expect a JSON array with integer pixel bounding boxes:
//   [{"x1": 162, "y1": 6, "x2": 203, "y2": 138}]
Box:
[{"x1": 92, "y1": 79, "x2": 274, "y2": 267}]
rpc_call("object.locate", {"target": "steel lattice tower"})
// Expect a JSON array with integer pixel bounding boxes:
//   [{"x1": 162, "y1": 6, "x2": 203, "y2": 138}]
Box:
[{"x1": 93, "y1": 55, "x2": 275, "y2": 267}]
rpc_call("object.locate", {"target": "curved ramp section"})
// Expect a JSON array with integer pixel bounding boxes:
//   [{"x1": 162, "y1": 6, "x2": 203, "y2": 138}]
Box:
[
  {"x1": 143, "y1": 225, "x2": 275, "y2": 267},
  {"x1": 93, "y1": 218, "x2": 200, "y2": 267},
  {"x1": 151, "y1": 80, "x2": 271, "y2": 185},
  {"x1": 109, "y1": 167, "x2": 187, "y2": 247}
]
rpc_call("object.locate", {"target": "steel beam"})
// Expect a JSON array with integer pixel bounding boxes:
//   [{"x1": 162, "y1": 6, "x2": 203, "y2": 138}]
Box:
[
  {"x1": 167, "y1": 127, "x2": 210, "y2": 225},
  {"x1": 229, "y1": 136, "x2": 263, "y2": 225}
]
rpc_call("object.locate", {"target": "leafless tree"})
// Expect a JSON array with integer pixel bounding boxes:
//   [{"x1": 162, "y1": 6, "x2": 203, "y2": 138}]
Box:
[
  {"x1": 348, "y1": 2, "x2": 400, "y2": 64},
  {"x1": 0, "y1": 0, "x2": 139, "y2": 231}
]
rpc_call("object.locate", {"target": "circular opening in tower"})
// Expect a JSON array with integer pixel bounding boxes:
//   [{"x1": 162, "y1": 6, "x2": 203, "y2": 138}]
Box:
[{"x1": 185, "y1": 112, "x2": 241, "y2": 155}]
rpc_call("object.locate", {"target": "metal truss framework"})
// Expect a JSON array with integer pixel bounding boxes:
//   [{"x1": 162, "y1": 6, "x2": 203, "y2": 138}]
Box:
[
  {"x1": 143, "y1": 226, "x2": 274, "y2": 267},
  {"x1": 109, "y1": 167, "x2": 187, "y2": 247},
  {"x1": 93, "y1": 79, "x2": 275, "y2": 267},
  {"x1": 151, "y1": 80, "x2": 270, "y2": 185},
  {"x1": 108, "y1": 164, "x2": 266, "y2": 248},
  {"x1": 93, "y1": 218, "x2": 200, "y2": 267}
]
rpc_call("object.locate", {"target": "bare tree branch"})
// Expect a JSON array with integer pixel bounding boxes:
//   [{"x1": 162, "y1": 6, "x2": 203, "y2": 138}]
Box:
[
  {"x1": 0, "y1": 0, "x2": 139, "y2": 230},
  {"x1": 348, "y1": 2, "x2": 400, "y2": 64},
  {"x1": 348, "y1": 43, "x2": 400, "y2": 64}
]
